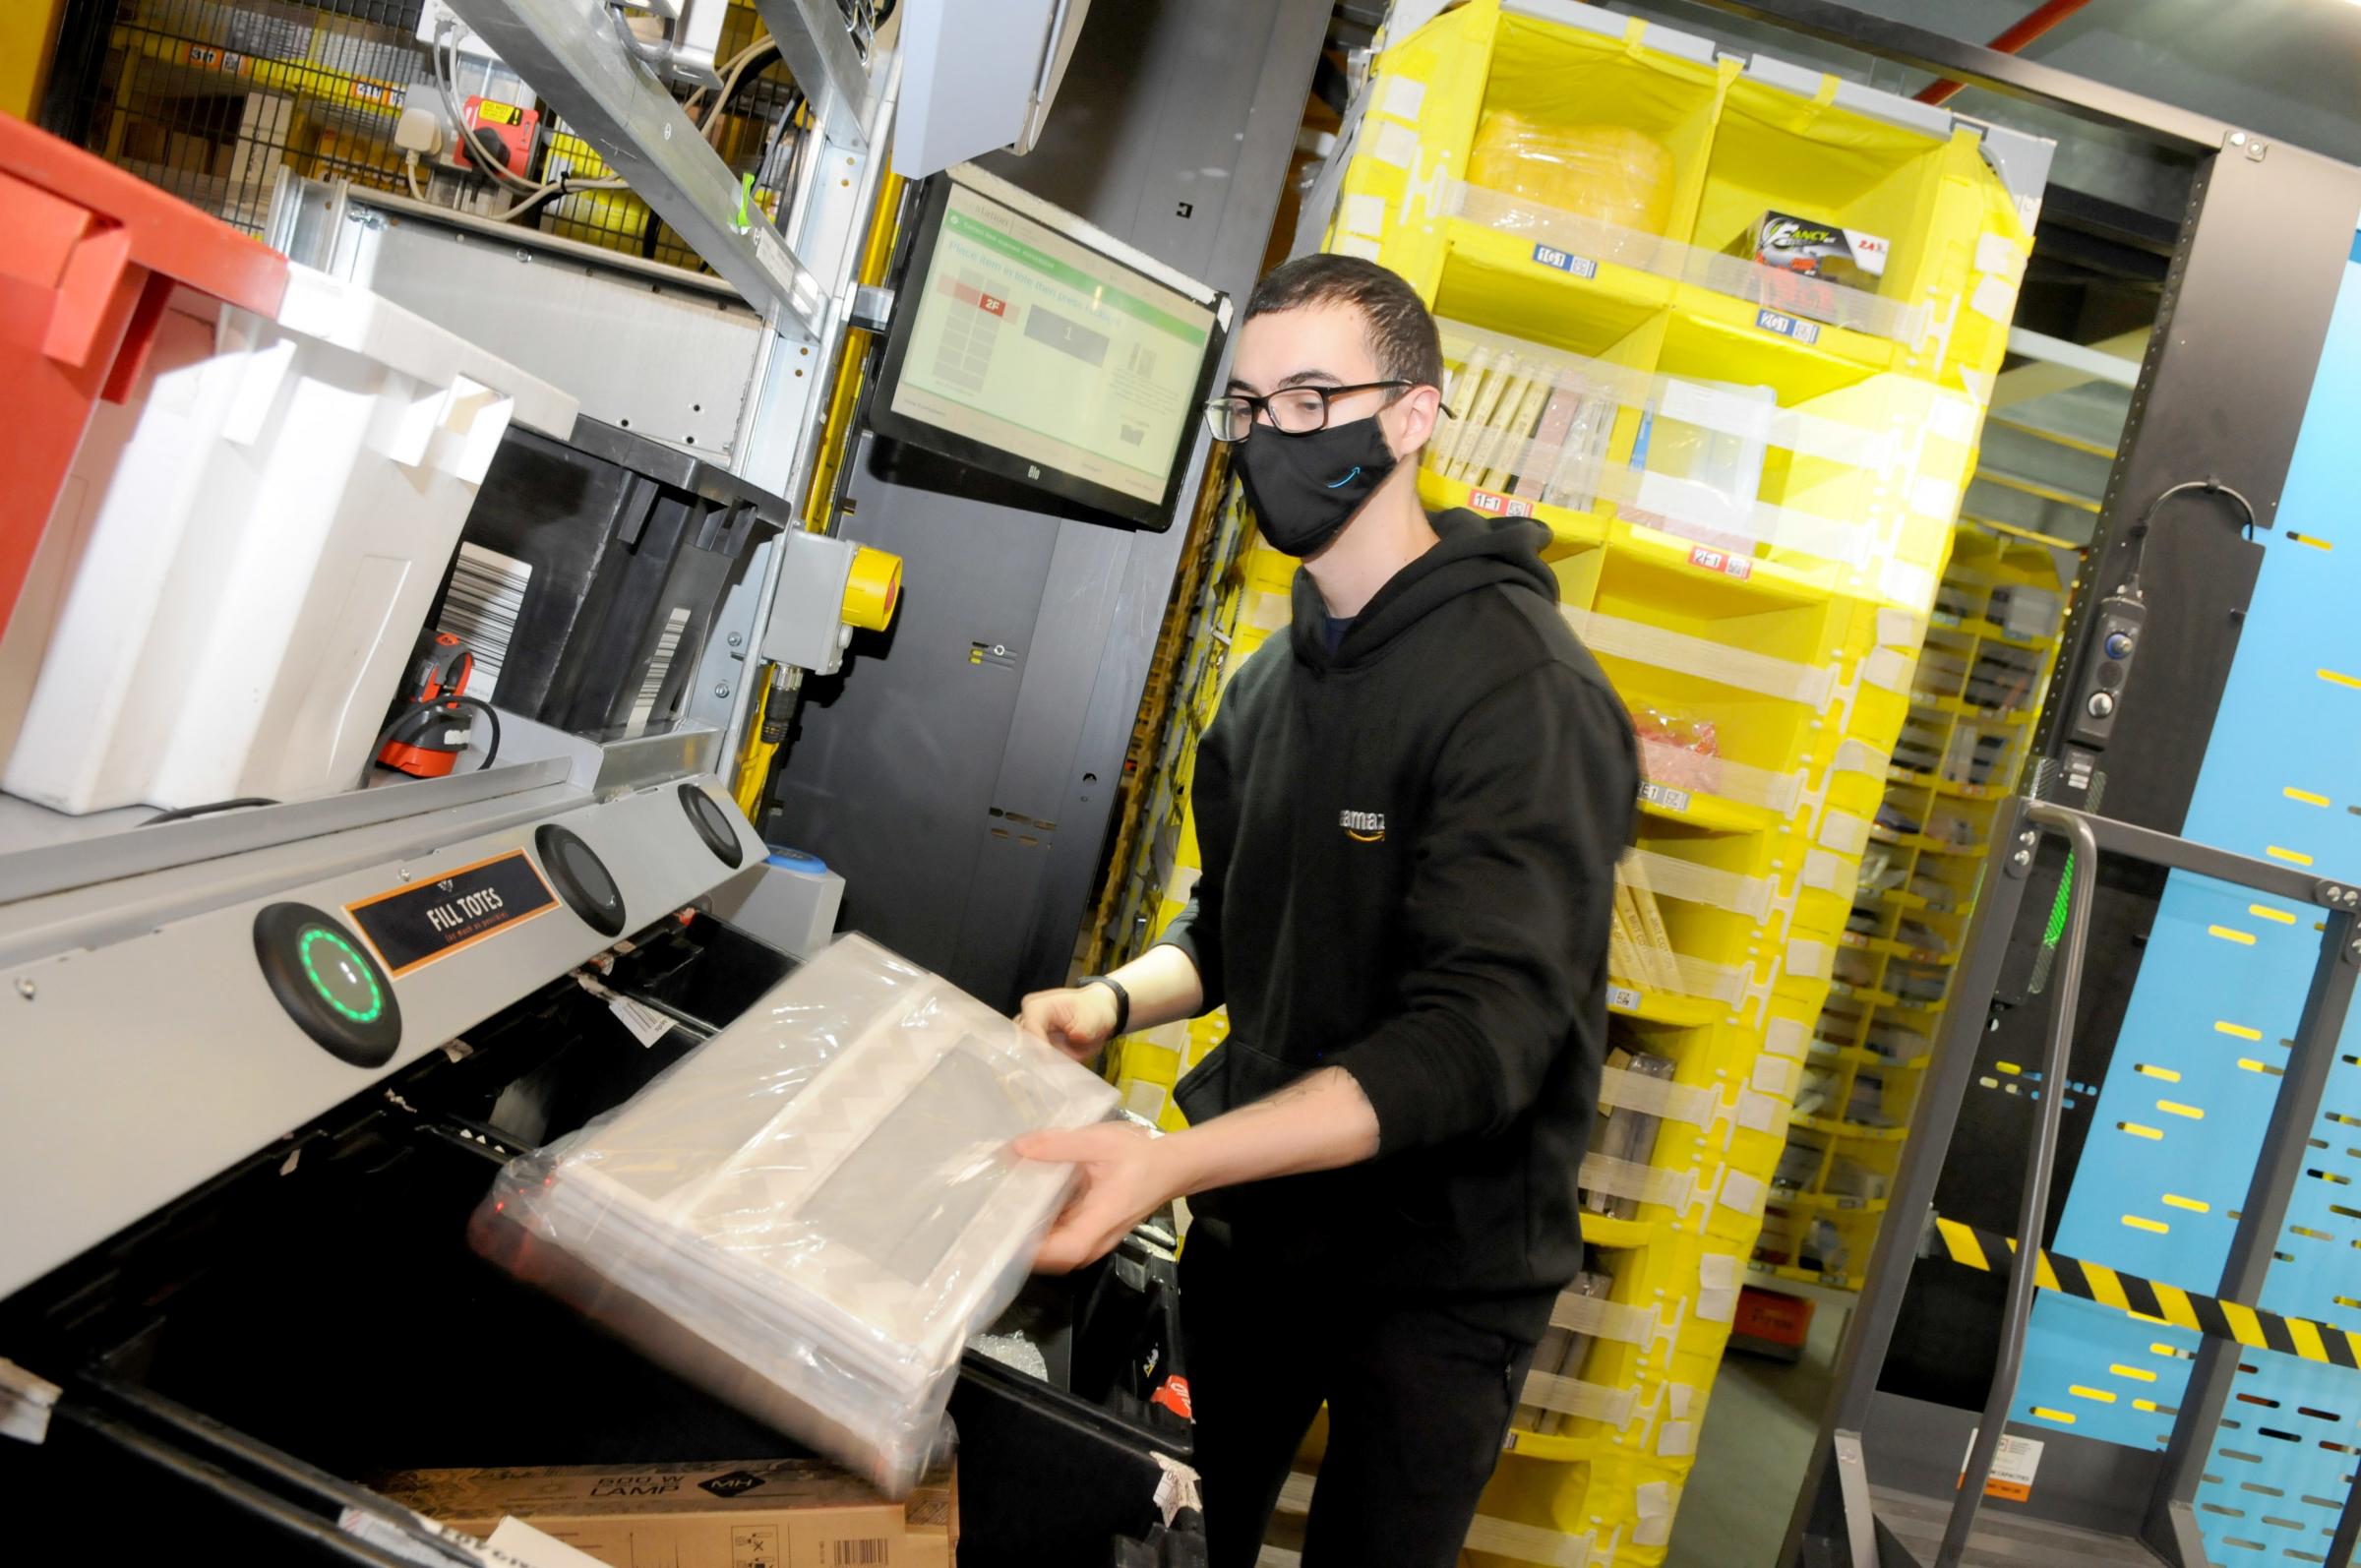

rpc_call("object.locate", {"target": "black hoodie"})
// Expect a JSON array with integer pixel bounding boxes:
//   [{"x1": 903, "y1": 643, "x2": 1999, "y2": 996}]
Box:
[{"x1": 1165, "y1": 509, "x2": 1638, "y2": 1306}]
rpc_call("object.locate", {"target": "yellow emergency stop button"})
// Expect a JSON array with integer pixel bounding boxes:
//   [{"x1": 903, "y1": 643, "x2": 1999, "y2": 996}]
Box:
[{"x1": 844, "y1": 544, "x2": 901, "y2": 632}]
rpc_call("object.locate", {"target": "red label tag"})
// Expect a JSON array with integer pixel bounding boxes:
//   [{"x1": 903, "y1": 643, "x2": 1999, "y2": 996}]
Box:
[
  {"x1": 1151, "y1": 1374, "x2": 1194, "y2": 1420},
  {"x1": 1686, "y1": 544, "x2": 1754, "y2": 580},
  {"x1": 979, "y1": 293, "x2": 1007, "y2": 317},
  {"x1": 1467, "y1": 487, "x2": 1534, "y2": 518}
]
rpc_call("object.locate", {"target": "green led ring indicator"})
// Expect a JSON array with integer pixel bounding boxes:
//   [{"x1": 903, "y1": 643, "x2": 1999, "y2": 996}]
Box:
[{"x1": 298, "y1": 927, "x2": 384, "y2": 1024}]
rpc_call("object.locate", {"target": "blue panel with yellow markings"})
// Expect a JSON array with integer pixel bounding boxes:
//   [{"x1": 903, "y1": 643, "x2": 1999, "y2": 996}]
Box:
[{"x1": 2008, "y1": 228, "x2": 2361, "y2": 1563}]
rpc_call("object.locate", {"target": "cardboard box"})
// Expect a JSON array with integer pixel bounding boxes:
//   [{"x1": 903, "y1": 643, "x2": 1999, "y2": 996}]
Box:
[
  {"x1": 377, "y1": 1459, "x2": 957, "y2": 1568},
  {"x1": 1724, "y1": 210, "x2": 1891, "y2": 287}
]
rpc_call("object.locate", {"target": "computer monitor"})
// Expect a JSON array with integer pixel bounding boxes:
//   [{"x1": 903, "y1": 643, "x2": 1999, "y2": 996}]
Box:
[{"x1": 870, "y1": 163, "x2": 1231, "y2": 531}]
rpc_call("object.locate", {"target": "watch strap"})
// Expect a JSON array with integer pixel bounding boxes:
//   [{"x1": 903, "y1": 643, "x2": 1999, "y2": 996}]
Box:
[{"x1": 1079, "y1": 974, "x2": 1130, "y2": 1038}]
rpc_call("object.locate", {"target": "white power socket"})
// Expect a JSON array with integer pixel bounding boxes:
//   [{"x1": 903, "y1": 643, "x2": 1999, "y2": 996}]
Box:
[{"x1": 394, "y1": 104, "x2": 446, "y2": 156}]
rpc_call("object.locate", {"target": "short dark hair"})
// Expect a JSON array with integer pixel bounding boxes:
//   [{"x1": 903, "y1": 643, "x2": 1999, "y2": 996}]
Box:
[{"x1": 1243, "y1": 254, "x2": 1445, "y2": 392}]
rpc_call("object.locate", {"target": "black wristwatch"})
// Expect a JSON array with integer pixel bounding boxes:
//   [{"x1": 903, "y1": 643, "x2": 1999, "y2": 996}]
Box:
[{"x1": 1079, "y1": 974, "x2": 1130, "y2": 1038}]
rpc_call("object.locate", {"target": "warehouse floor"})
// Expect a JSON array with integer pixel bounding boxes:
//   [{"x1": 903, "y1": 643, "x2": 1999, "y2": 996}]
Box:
[{"x1": 1665, "y1": 1305, "x2": 1846, "y2": 1568}]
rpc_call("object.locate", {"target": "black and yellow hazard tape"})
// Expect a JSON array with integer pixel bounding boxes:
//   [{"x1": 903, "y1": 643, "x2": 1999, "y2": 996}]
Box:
[{"x1": 1934, "y1": 1217, "x2": 2358, "y2": 1370}]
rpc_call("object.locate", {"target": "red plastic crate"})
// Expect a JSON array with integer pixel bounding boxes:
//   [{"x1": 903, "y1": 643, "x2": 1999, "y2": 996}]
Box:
[
  {"x1": 1729, "y1": 1286, "x2": 1815, "y2": 1362},
  {"x1": 0, "y1": 111, "x2": 286, "y2": 637}
]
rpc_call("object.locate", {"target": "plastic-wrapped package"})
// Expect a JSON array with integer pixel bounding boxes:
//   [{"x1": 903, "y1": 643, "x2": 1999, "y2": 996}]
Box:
[
  {"x1": 1466, "y1": 111, "x2": 1675, "y2": 237},
  {"x1": 1621, "y1": 383, "x2": 1776, "y2": 557},
  {"x1": 469, "y1": 934, "x2": 1120, "y2": 1496},
  {"x1": 1632, "y1": 706, "x2": 1722, "y2": 796}
]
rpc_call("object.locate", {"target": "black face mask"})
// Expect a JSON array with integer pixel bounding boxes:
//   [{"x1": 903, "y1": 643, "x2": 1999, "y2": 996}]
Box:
[{"x1": 1234, "y1": 414, "x2": 1399, "y2": 558}]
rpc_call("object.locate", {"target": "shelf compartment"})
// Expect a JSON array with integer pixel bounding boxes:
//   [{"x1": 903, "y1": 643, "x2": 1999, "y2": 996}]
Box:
[
  {"x1": 1415, "y1": 465, "x2": 1609, "y2": 563},
  {"x1": 1571, "y1": 609, "x2": 1834, "y2": 708},
  {"x1": 1691, "y1": 66, "x2": 1958, "y2": 316},
  {"x1": 1622, "y1": 846, "x2": 1773, "y2": 921},
  {"x1": 1434, "y1": 217, "x2": 1669, "y2": 361},
  {"x1": 1450, "y1": 177, "x2": 1929, "y2": 350},
  {"x1": 1473, "y1": 6, "x2": 1727, "y2": 250}
]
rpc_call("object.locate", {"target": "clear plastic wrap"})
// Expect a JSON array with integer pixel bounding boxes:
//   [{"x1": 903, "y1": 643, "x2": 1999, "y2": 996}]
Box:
[
  {"x1": 1465, "y1": 112, "x2": 1675, "y2": 237},
  {"x1": 469, "y1": 934, "x2": 1120, "y2": 1497}
]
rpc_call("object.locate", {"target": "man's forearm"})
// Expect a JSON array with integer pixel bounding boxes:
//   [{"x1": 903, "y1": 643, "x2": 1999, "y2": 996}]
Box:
[
  {"x1": 1159, "y1": 1066, "x2": 1381, "y2": 1193},
  {"x1": 1107, "y1": 943, "x2": 1206, "y2": 1032}
]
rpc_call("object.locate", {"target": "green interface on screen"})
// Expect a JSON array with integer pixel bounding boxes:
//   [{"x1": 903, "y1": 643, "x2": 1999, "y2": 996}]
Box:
[{"x1": 889, "y1": 182, "x2": 1218, "y2": 507}]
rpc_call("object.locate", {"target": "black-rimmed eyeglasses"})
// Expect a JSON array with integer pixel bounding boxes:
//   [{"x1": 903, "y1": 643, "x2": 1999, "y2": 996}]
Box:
[{"x1": 1202, "y1": 380, "x2": 1411, "y2": 443}]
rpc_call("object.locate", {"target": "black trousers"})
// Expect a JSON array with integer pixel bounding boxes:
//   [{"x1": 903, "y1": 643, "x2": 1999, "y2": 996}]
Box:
[{"x1": 1179, "y1": 1230, "x2": 1545, "y2": 1568}]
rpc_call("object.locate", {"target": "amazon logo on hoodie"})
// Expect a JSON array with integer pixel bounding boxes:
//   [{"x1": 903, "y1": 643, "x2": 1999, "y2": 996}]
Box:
[{"x1": 1340, "y1": 809, "x2": 1387, "y2": 843}]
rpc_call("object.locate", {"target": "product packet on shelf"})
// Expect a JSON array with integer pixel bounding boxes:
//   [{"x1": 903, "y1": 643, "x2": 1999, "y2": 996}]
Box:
[{"x1": 469, "y1": 934, "x2": 1119, "y2": 1496}]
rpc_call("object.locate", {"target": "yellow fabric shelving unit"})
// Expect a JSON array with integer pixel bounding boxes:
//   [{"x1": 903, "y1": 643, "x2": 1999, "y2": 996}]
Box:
[
  {"x1": 1751, "y1": 527, "x2": 2068, "y2": 1301},
  {"x1": 1104, "y1": 2, "x2": 2045, "y2": 1561}
]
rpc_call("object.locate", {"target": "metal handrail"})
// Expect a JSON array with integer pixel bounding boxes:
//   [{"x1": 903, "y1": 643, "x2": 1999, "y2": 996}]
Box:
[{"x1": 1938, "y1": 801, "x2": 2098, "y2": 1565}]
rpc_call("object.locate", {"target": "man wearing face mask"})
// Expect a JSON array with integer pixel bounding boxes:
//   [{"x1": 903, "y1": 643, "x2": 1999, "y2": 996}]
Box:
[{"x1": 1015, "y1": 255, "x2": 1637, "y2": 1567}]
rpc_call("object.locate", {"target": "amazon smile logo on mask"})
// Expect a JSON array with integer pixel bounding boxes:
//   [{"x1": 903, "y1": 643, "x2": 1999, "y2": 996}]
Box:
[{"x1": 1341, "y1": 809, "x2": 1386, "y2": 843}]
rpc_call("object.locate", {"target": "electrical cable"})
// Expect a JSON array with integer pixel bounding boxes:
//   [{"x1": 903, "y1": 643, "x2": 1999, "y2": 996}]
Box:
[
  {"x1": 690, "y1": 34, "x2": 779, "y2": 141},
  {"x1": 447, "y1": 694, "x2": 502, "y2": 771},
  {"x1": 362, "y1": 696, "x2": 502, "y2": 787},
  {"x1": 2119, "y1": 475, "x2": 2259, "y2": 595},
  {"x1": 403, "y1": 151, "x2": 426, "y2": 202},
  {"x1": 143, "y1": 798, "x2": 279, "y2": 826},
  {"x1": 434, "y1": 21, "x2": 542, "y2": 196},
  {"x1": 430, "y1": 21, "x2": 630, "y2": 222}
]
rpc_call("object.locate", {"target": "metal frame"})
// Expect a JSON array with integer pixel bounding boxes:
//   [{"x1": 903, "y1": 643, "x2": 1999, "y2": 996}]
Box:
[
  {"x1": 1785, "y1": 796, "x2": 2361, "y2": 1567},
  {"x1": 1667, "y1": 0, "x2": 2229, "y2": 153},
  {"x1": 443, "y1": 0, "x2": 829, "y2": 333},
  {"x1": 752, "y1": 0, "x2": 882, "y2": 153}
]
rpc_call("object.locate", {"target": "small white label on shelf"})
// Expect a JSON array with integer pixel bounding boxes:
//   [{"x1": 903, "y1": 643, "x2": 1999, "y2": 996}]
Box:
[
  {"x1": 1752, "y1": 1055, "x2": 1800, "y2": 1099},
  {"x1": 1764, "y1": 1018, "x2": 1807, "y2": 1060},
  {"x1": 1737, "y1": 1089, "x2": 1786, "y2": 1135},
  {"x1": 1975, "y1": 233, "x2": 2027, "y2": 281},
  {"x1": 1657, "y1": 1420, "x2": 1698, "y2": 1459},
  {"x1": 1909, "y1": 474, "x2": 1962, "y2": 519},
  {"x1": 1960, "y1": 1431, "x2": 2044, "y2": 1502},
  {"x1": 1370, "y1": 120, "x2": 1419, "y2": 169},
  {"x1": 1466, "y1": 486, "x2": 1535, "y2": 518},
  {"x1": 1929, "y1": 393, "x2": 1980, "y2": 445},
  {"x1": 1607, "y1": 984, "x2": 1645, "y2": 1012},
  {"x1": 1720, "y1": 1170, "x2": 1767, "y2": 1217},
  {"x1": 1970, "y1": 273, "x2": 2020, "y2": 324},
  {"x1": 1753, "y1": 307, "x2": 1822, "y2": 345},
  {"x1": 1334, "y1": 234, "x2": 1382, "y2": 263},
  {"x1": 1639, "y1": 779, "x2": 1692, "y2": 814},
  {"x1": 1378, "y1": 75, "x2": 1425, "y2": 121},
  {"x1": 1876, "y1": 606, "x2": 1924, "y2": 648},
  {"x1": 1531, "y1": 242, "x2": 1600, "y2": 279},
  {"x1": 1340, "y1": 193, "x2": 1387, "y2": 239},
  {"x1": 1683, "y1": 543, "x2": 1754, "y2": 580},
  {"x1": 1633, "y1": 1482, "x2": 1690, "y2": 1539},
  {"x1": 1700, "y1": 1253, "x2": 1740, "y2": 1291},
  {"x1": 1880, "y1": 558, "x2": 1939, "y2": 615}
]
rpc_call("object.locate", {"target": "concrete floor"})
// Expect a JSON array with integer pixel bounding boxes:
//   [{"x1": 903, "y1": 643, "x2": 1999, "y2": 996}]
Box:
[{"x1": 1665, "y1": 1304, "x2": 1846, "y2": 1568}]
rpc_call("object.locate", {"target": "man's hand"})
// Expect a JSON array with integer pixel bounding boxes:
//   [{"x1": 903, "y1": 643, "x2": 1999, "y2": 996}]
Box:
[
  {"x1": 1013, "y1": 1121, "x2": 1181, "y2": 1273},
  {"x1": 1018, "y1": 984, "x2": 1123, "y2": 1063},
  {"x1": 1015, "y1": 1066, "x2": 1381, "y2": 1274}
]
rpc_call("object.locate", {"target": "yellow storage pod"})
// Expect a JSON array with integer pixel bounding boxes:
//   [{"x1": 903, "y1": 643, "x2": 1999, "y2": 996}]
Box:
[{"x1": 1286, "y1": 3, "x2": 2044, "y2": 1562}]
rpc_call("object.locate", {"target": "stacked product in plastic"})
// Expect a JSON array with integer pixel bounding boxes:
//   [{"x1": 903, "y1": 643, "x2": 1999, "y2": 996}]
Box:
[{"x1": 471, "y1": 934, "x2": 1119, "y2": 1496}]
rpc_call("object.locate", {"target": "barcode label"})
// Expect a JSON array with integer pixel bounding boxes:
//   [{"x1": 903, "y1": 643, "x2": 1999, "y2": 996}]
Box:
[
  {"x1": 438, "y1": 543, "x2": 532, "y2": 702},
  {"x1": 625, "y1": 607, "x2": 694, "y2": 734},
  {"x1": 829, "y1": 1542, "x2": 890, "y2": 1566}
]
